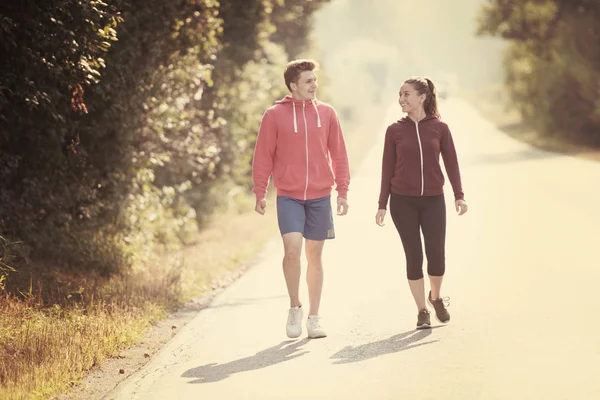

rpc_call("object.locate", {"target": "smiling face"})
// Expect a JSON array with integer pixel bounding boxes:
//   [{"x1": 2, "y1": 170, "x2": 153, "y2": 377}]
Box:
[
  {"x1": 398, "y1": 83, "x2": 425, "y2": 114},
  {"x1": 290, "y1": 70, "x2": 318, "y2": 101}
]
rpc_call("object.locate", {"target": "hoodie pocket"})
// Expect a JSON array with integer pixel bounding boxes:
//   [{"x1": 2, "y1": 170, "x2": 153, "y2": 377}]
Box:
[
  {"x1": 310, "y1": 159, "x2": 335, "y2": 191},
  {"x1": 424, "y1": 164, "x2": 445, "y2": 191},
  {"x1": 433, "y1": 164, "x2": 445, "y2": 186},
  {"x1": 273, "y1": 164, "x2": 305, "y2": 192}
]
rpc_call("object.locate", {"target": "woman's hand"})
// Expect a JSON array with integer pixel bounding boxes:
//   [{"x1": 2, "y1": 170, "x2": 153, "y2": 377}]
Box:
[
  {"x1": 455, "y1": 199, "x2": 468, "y2": 216},
  {"x1": 375, "y1": 209, "x2": 387, "y2": 226}
]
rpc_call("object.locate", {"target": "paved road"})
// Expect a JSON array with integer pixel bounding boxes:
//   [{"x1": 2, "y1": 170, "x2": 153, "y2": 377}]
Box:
[{"x1": 109, "y1": 98, "x2": 600, "y2": 400}]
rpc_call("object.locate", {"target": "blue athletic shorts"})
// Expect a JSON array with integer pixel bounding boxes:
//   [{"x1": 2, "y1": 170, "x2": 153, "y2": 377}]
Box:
[{"x1": 276, "y1": 195, "x2": 335, "y2": 240}]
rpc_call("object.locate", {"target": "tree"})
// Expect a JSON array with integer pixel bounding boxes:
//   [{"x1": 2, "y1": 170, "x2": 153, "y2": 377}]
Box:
[
  {"x1": 0, "y1": 0, "x2": 329, "y2": 291},
  {"x1": 477, "y1": 0, "x2": 600, "y2": 145}
]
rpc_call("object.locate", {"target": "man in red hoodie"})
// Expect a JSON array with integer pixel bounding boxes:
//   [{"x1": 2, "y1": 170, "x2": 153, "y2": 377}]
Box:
[{"x1": 252, "y1": 59, "x2": 350, "y2": 339}]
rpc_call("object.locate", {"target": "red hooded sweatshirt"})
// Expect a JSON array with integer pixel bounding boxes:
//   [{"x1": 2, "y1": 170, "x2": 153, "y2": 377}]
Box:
[
  {"x1": 378, "y1": 115, "x2": 464, "y2": 209},
  {"x1": 252, "y1": 95, "x2": 350, "y2": 201}
]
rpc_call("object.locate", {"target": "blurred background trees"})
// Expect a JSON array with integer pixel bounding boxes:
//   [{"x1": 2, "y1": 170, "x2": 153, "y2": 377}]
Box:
[
  {"x1": 2, "y1": 0, "x2": 599, "y2": 297},
  {"x1": 0, "y1": 0, "x2": 329, "y2": 292},
  {"x1": 478, "y1": 0, "x2": 600, "y2": 146}
]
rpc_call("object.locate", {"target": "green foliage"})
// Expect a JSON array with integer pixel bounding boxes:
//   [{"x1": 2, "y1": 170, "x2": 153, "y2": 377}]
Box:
[
  {"x1": 478, "y1": 0, "x2": 600, "y2": 145},
  {"x1": 271, "y1": 0, "x2": 328, "y2": 59},
  {"x1": 182, "y1": 0, "x2": 330, "y2": 220},
  {"x1": 0, "y1": 0, "x2": 329, "y2": 295},
  {"x1": 0, "y1": 1, "x2": 120, "y2": 116}
]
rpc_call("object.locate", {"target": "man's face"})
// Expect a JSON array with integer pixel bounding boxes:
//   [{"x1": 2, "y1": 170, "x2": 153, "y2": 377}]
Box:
[
  {"x1": 398, "y1": 83, "x2": 425, "y2": 113},
  {"x1": 291, "y1": 70, "x2": 318, "y2": 100}
]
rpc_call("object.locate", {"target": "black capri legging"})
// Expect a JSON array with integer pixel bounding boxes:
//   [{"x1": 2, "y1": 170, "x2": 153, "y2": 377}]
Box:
[{"x1": 389, "y1": 193, "x2": 446, "y2": 280}]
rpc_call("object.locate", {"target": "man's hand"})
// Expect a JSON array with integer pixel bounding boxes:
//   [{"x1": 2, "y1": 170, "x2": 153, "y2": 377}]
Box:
[
  {"x1": 455, "y1": 199, "x2": 468, "y2": 216},
  {"x1": 337, "y1": 197, "x2": 349, "y2": 216},
  {"x1": 375, "y1": 209, "x2": 386, "y2": 226},
  {"x1": 255, "y1": 198, "x2": 267, "y2": 215}
]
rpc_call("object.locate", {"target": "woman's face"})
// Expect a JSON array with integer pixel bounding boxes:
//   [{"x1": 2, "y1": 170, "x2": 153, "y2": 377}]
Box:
[{"x1": 398, "y1": 83, "x2": 425, "y2": 114}]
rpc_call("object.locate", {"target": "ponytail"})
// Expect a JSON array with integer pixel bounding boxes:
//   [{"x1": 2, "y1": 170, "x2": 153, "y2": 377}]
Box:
[{"x1": 424, "y1": 78, "x2": 440, "y2": 119}]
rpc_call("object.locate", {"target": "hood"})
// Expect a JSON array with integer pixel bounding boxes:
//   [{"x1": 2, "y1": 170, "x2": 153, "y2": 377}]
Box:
[
  {"x1": 275, "y1": 95, "x2": 322, "y2": 133},
  {"x1": 398, "y1": 114, "x2": 438, "y2": 124}
]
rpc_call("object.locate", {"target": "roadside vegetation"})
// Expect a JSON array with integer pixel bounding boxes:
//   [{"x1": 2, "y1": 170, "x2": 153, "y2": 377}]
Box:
[
  {"x1": 0, "y1": 1, "x2": 341, "y2": 398},
  {"x1": 477, "y1": 0, "x2": 600, "y2": 154}
]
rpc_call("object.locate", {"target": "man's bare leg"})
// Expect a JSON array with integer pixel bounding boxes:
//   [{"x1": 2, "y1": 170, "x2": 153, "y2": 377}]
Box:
[
  {"x1": 305, "y1": 239, "x2": 325, "y2": 316},
  {"x1": 282, "y1": 232, "x2": 304, "y2": 307}
]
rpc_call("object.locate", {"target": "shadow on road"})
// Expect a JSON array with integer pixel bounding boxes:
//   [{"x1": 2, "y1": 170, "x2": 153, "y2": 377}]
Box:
[
  {"x1": 330, "y1": 328, "x2": 442, "y2": 364},
  {"x1": 203, "y1": 295, "x2": 288, "y2": 310},
  {"x1": 181, "y1": 339, "x2": 310, "y2": 384}
]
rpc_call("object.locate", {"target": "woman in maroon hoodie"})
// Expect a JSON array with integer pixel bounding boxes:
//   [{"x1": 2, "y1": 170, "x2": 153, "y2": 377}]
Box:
[{"x1": 376, "y1": 76, "x2": 468, "y2": 329}]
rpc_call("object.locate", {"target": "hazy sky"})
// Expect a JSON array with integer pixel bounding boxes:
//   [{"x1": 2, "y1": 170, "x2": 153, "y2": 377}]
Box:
[{"x1": 312, "y1": 0, "x2": 506, "y2": 102}]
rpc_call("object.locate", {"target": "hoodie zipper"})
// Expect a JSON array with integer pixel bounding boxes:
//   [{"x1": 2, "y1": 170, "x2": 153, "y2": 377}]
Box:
[
  {"x1": 303, "y1": 101, "x2": 309, "y2": 200},
  {"x1": 414, "y1": 121, "x2": 424, "y2": 196}
]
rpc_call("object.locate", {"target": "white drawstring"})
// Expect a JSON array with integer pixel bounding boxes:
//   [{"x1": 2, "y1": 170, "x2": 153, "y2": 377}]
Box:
[
  {"x1": 292, "y1": 102, "x2": 298, "y2": 133},
  {"x1": 312, "y1": 100, "x2": 322, "y2": 128},
  {"x1": 292, "y1": 100, "x2": 320, "y2": 133}
]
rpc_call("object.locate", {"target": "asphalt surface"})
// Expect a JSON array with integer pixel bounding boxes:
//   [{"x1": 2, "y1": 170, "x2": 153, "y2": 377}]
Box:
[{"x1": 109, "y1": 98, "x2": 600, "y2": 400}]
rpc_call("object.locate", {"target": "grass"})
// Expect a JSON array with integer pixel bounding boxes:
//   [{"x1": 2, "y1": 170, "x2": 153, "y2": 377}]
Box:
[
  {"x1": 0, "y1": 104, "x2": 382, "y2": 400},
  {"x1": 0, "y1": 194, "x2": 278, "y2": 400},
  {"x1": 463, "y1": 85, "x2": 600, "y2": 162},
  {"x1": 0, "y1": 274, "x2": 170, "y2": 399},
  {"x1": 0, "y1": 291, "x2": 164, "y2": 399}
]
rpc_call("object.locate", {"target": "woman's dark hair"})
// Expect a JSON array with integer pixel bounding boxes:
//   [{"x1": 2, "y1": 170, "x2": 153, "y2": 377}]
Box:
[{"x1": 405, "y1": 76, "x2": 440, "y2": 118}]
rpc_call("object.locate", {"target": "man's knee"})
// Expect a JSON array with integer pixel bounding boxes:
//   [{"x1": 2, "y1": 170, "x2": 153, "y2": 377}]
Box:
[
  {"x1": 305, "y1": 240, "x2": 324, "y2": 263},
  {"x1": 306, "y1": 258, "x2": 324, "y2": 272},
  {"x1": 282, "y1": 232, "x2": 303, "y2": 262},
  {"x1": 284, "y1": 247, "x2": 302, "y2": 262}
]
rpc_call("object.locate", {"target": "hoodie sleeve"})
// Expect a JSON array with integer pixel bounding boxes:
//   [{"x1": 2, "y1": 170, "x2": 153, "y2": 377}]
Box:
[
  {"x1": 327, "y1": 108, "x2": 350, "y2": 199},
  {"x1": 440, "y1": 124, "x2": 465, "y2": 201},
  {"x1": 378, "y1": 126, "x2": 395, "y2": 210},
  {"x1": 252, "y1": 108, "x2": 277, "y2": 200}
]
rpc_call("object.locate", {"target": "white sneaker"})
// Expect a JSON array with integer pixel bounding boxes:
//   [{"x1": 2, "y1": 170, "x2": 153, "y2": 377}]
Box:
[
  {"x1": 306, "y1": 315, "x2": 327, "y2": 338},
  {"x1": 286, "y1": 306, "x2": 303, "y2": 338}
]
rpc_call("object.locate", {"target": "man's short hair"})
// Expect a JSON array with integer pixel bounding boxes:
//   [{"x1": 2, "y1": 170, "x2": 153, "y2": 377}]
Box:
[{"x1": 283, "y1": 59, "x2": 319, "y2": 91}]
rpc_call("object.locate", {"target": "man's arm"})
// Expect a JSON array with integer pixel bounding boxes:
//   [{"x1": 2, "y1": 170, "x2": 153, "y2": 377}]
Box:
[
  {"x1": 252, "y1": 108, "x2": 277, "y2": 202},
  {"x1": 327, "y1": 108, "x2": 350, "y2": 199}
]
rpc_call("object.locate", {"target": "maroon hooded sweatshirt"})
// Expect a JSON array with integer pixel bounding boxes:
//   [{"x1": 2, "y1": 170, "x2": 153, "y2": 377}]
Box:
[{"x1": 378, "y1": 115, "x2": 464, "y2": 209}]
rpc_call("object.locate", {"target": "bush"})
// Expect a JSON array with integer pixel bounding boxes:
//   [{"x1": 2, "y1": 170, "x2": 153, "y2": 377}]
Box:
[
  {"x1": 477, "y1": 0, "x2": 600, "y2": 146},
  {"x1": 0, "y1": 0, "x2": 330, "y2": 294}
]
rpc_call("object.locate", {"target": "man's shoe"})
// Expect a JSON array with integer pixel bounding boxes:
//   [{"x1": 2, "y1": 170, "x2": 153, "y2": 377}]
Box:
[
  {"x1": 286, "y1": 306, "x2": 303, "y2": 338},
  {"x1": 417, "y1": 308, "x2": 431, "y2": 329},
  {"x1": 306, "y1": 315, "x2": 327, "y2": 338},
  {"x1": 428, "y1": 291, "x2": 450, "y2": 323}
]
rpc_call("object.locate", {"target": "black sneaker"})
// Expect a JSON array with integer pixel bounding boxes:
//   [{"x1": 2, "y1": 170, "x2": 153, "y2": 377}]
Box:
[
  {"x1": 416, "y1": 309, "x2": 431, "y2": 329},
  {"x1": 428, "y1": 291, "x2": 450, "y2": 323}
]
